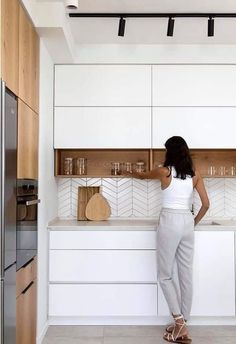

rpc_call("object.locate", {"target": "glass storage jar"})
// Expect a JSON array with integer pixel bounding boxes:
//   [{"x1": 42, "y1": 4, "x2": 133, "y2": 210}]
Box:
[
  {"x1": 75, "y1": 157, "x2": 87, "y2": 175},
  {"x1": 135, "y1": 161, "x2": 145, "y2": 173},
  {"x1": 63, "y1": 157, "x2": 73, "y2": 175},
  {"x1": 111, "y1": 162, "x2": 121, "y2": 175},
  {"x1": 123, "y1": 162, "x2": 133, "y2": 173}
]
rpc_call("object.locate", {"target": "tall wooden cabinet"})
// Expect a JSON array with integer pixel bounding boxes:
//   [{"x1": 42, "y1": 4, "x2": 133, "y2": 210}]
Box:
[
  {"x1": 16, "y1": 257, "x2": 37, "y2": 344},
  {"x1": 0, "y1": 0, "x2": 19, "y2": 95},
  {"x1": 1, "y1": 1, "x2": 40, "y2": 344},
  {"x1": 0, "y1": 0, "x2": 39, "y2": 112},
  {"x1": 17, "y1": 99, "x2": 39, "y2": 180},
  {"x1": 19, "y1": 2, "x2": 39, "y2": 113}
]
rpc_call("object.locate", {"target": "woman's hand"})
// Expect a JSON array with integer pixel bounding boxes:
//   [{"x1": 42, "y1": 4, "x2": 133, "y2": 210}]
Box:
[{"x1": 121, "y1": 170, "x2": 133, "y2": 177}]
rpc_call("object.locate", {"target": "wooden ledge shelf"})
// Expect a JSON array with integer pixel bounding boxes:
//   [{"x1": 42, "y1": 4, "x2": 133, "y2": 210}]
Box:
[
  {"x1": 55, "y1": 148, "x2": 236, "y2": 178},
  {"x1": 55, "y1": 149, "x2": 151, "y2": 177}
]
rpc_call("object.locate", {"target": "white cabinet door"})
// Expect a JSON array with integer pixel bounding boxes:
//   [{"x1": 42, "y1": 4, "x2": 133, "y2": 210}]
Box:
[
  {"x1": 55, "y1": 65, "x2": 151, "y2": 106},
  {"x1": 152, "y1": 107, "x2": 236, "y2": 148},
  {"x1": 50, "y1": 230, "x2": 156, "y2": 250},
  {"x1": 54, "y1": 107, "x2": 151, "y2": 148},
  {"x1": 157, "y1": 232, "x2": 235, "y2": 317},
  {"x1": 153, "y1": 65, "x2": 236, "y2": 106},
  {"x1": 49, "y1": 284, "x2": 157, "y2": 316},
  {"x1": 49, "y1": 250, "x2": 157, "y2": 282},
  {"x1": 191, "y1": 231, "x2": 235, "y2": 316}
]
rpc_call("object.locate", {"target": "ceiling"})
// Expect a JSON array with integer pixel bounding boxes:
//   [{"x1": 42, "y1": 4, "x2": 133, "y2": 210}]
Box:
[{"x1": 36, "y1": 0, "x2": 236, "y2": 44}]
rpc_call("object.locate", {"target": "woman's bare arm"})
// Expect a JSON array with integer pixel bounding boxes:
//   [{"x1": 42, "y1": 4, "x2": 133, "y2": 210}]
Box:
[
  {"x1": 122, "y1": 167, "x2": 168, "y2": 180},
  {"x1": 193, "y1": 171, "x2": 210, "y2": 225}
]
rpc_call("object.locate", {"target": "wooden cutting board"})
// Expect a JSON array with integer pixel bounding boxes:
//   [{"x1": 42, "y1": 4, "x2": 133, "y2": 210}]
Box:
[
  {"x1": 77, "y1": 186, "x2": 100, "y2": 220},
  {"x1": 85, "y1": 193, "x2": 111, "y2": 221}
]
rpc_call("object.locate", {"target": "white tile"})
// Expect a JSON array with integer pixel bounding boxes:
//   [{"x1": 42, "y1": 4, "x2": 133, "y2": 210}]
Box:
[
  {"x1": 87, "y1": 178, "x2": 102, "y2": 187},
  {"x1": 57, "y1": 176, "x2": 235, "y2": 219},
  {"x1": 225, "y1": 178, "x2": 236, "y2": 217},
  {"x1": 147, "y1": 180, "x2": 161, "y2": 217},
  {"x1": 117, "y1": 178, "x2": 132, "y2": 217},
  {"x1": 205, "y1": 178, "x2": 225, "y2": 218},
  {"x1": 58, "y1": 178, "x2": 71, "y2": 218},
  {"x1": 102, "y1": 178, "x2": 118, "y2": 216}
]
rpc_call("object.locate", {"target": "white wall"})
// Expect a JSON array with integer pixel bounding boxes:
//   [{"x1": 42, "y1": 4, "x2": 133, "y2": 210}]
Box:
[
  {"x1": 37, "y1": 40, "x2": 57, "y2": 343},
  {"x1": 76, "y1": 44, "x2": 236, "y2": 63}
]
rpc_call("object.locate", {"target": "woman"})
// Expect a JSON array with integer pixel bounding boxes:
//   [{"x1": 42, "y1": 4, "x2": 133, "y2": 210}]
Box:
[{"x1": 124, "y1": 136, "x2": 209, "y2": 344}]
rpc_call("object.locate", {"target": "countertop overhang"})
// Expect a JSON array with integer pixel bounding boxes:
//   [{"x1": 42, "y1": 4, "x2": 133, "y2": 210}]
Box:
[{"x1": 48, "y1": 217, "x2": 236, "y2": 231}]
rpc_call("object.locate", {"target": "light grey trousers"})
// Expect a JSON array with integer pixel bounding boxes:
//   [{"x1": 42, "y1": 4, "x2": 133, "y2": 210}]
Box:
[{"x1": 157, "y1": 208, "x2": 195, "y2": 320}]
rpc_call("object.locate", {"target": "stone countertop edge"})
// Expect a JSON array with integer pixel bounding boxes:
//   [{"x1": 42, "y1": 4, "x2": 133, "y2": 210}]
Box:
[{"x1": 47, "y1": 217, "x2": 236, "y2": 231}]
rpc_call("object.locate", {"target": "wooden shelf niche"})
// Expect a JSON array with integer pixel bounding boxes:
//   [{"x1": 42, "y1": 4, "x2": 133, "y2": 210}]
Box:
[
  {"x1": 55, "y1": 149, "x2": 151, "y2": 178},
  {"x1": 55, "y1": 149, "x2": 236, "y2": 178},
  {"x1": 153, "y1": 149, "x2": 236, "y2": 178}
]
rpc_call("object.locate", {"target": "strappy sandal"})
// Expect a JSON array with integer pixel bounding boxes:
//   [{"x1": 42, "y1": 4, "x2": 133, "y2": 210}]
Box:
[
  {"x1": 163, "y1": 315, "x2": 192, "y2": 344},
  {"x1": 166, "y1": 319, "x2": 187, "y2": 333},
  {"x1": 165, "y1": 323, "x2": 174, "y2": 333}
]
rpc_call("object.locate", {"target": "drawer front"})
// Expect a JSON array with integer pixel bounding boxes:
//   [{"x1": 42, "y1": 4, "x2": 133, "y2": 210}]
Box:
[
  {"x1": 49, "y1": 250, "x2": 157, "y2": 282},
  {"x1": 16, "y1": 256, "x2": 37, "y2": 297},
  {"x1": 50, "y1": 231, "x2": 156, "y2": 250},
  {"x1": 49, "y1": 284, "x2": 157, "y2": 316}
]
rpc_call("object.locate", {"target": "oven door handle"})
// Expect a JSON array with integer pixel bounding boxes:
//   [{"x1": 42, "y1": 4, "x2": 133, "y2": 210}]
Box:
[{"x1": 25, "y1": 199, "x2": 41, "y2": 206}]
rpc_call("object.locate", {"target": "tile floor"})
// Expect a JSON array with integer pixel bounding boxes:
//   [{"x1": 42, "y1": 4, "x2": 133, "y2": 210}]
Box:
[{"x1": 42, "y1": 325, "x2": 236, "y2": 344}]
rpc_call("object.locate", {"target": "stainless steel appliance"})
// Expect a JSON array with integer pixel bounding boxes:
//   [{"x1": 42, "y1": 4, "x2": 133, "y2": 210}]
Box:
[
  {"x1": 0, "y1": 81, "x2": 17, "y2": 344},
  {"x1": 17, "y1": 180, "x2": 39, "y2": 270}
]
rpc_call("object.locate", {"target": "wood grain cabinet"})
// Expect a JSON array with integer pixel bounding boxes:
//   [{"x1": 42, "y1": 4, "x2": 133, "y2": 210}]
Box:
[
  {"x1": 18, "y1": 3, "x2": 39, "y2": 113},
  {"x1": 16, "y1": 256, "x2": 37, "y2": 344},
  {"x1": 0, "y1": 0, "x2": 19, "y2": 95},
  {"x1": 17, "y1": 99, "x2": 39, "y2": 180}
]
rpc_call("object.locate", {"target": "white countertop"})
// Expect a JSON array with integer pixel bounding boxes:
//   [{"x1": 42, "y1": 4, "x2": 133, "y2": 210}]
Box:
[
  {"x1": 48, "y1": 218, "x2": 158, "y2": 231},
  {"x1": 48, "y1": 217, "x2": 236, "y2": 231}
]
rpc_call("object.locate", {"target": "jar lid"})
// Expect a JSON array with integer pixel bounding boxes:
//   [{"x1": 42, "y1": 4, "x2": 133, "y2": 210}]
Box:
[
  {"x1": 65, "y1": 157, "x2": 73, "y2": 161},
  {"x1": 136, "y1": 161, "x2": 145, "y2": 165}
]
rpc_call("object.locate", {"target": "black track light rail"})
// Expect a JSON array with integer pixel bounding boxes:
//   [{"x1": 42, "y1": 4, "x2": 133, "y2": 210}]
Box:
[{"x1": 69, "y1": 12, "x2": 236, "y2": 18}]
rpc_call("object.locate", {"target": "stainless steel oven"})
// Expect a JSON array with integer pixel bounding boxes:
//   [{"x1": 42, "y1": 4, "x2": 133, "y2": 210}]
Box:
[{"x1": 16, "y1": 180, "x2": 40, "y2": 270}]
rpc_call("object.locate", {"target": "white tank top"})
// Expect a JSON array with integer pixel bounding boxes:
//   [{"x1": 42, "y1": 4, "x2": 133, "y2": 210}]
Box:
[{"x1": 162, "y1": 166, "x2": 193, "y2": 210}]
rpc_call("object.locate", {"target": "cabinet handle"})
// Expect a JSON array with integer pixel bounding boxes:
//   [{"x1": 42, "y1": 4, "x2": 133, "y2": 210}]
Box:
[
  {"x1": 26, "y1": 199, "x2": 41, "y2": 206},
  {"x1": 22, "y1": 281, "x2": 34, "y2": 294},
  {"x1": 1, "y1": 81, "x2": 6, "y2": 278},
  {"x1": 22, "y1": 257, "x2": 34, "y2": 268}
]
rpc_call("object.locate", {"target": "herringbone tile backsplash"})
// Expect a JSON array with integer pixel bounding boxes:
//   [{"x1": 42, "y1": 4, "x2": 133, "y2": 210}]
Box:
[{"x1": 57, "y1": 178, "x2": 236, "y2": 219}]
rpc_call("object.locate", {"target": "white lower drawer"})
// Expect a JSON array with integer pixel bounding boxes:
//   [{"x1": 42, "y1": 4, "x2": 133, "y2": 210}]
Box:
[
  {"x1": 49, "y1": 250, "x2": 157, "y2": 282},
  {"x1": 49, "y1": 284, "x2": 157, "y2": 316},
  {"x1": 49, "y1": 230, "x2": 156, "y2": 249}
]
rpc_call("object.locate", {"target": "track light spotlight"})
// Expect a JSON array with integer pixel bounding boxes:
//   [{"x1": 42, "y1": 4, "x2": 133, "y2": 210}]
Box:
[
  {"x1": 118, "y1": 17, "x2": 126, "y2": 36},
  {"x1": 65, "y1": 0, "x2": 79, "y2": 9},
  {"x1": 208, "y1": 17, "x2": 214, "y2": 36},
  {"x1": 167, "y1": 17, "x2": 175, "y2": 36}
]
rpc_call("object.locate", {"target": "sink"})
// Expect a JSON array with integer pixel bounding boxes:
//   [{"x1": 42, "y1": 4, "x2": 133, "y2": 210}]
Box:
[{"x1": 198, "y1": 220, "x2": 220, "y2": 226}]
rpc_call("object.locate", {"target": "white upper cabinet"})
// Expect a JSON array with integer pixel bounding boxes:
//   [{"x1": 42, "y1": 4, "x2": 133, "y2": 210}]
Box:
[
  {"x1": 54, "y1": 107, "x2": 151, "y2": 148},
  {"x1": 153, "y1": 65, "x2": 236, "y2": 106},
  {"x1": 55, "y1": 65, "x2": 151, "y2": 106},
  {"x1": 152, "y1": 107, "x2": 236, "y2": 148}
]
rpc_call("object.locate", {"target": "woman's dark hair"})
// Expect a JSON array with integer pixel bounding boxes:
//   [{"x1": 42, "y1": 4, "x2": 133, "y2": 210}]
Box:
[{"x1": 163, "y1": 136, "x2": 195, "y2": 180}]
